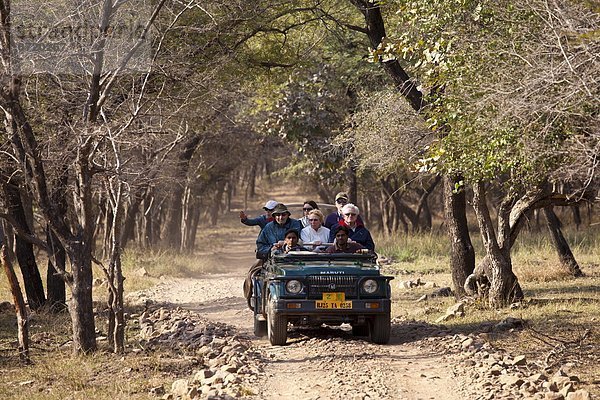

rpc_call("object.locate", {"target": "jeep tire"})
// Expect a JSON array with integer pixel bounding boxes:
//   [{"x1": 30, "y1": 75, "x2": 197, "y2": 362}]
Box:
[
  {"x1": 254, "y1": 314, "x2": 267, "y2": 337},
  {"x1": 267, "y1": 297, "x2": 288, "y2": 345},
  {"x1": 352, "y1": 324, "x2": 369, "y2": 337},
  {"x1": 369, "y1": 313, "x2": 391, "y2": 344}
]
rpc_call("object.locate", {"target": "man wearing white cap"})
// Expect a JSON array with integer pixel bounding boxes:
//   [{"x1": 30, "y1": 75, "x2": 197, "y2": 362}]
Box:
[{"x1": 239, "y1": 199, "x2": 278, "y2": 230}]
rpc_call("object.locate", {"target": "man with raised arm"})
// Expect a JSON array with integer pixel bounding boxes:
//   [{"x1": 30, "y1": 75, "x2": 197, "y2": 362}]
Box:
[{"x1": 239, "y1": 199, "x2": 278, "y2": 230}]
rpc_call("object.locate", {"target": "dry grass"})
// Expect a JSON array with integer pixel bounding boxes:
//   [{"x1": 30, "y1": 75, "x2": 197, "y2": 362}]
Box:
[
  {"x1": 379, "y1": 226, "x2": 600, "y2": 396},
  {"x1": 0, "y1": 220, "x2": 599, "y2": 398},
  {"x1": 0, "y1": 317, "x2": 194, "y2": 399},
  {"x1": 0, "y1": 224, "x2": 240, "y2": 399}
]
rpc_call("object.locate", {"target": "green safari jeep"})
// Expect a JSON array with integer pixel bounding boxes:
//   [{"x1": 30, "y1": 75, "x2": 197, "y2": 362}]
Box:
[{"x1": 251, "y1": 251, "x2": 393, "y2": 345}]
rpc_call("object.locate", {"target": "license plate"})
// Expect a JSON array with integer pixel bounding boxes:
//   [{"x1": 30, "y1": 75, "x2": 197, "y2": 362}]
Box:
[{"x1": 316, "y1": 292, "x2": 352, "y2": 309}]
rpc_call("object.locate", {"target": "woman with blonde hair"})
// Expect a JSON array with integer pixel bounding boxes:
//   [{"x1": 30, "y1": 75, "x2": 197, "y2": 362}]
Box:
[{"x1": 300, "y1": 209, "x2": 330, "y2": 249}]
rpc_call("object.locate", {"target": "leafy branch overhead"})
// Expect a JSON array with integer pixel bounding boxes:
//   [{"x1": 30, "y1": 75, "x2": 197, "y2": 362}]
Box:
[{"x1": 370, "y1": 0, "x2": 599, "y2": 192}]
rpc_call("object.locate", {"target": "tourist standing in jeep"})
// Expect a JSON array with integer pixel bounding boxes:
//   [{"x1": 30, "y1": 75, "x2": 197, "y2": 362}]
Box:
[{"x1": 324, "y1": 192, "x2": 364, "y2": 228}]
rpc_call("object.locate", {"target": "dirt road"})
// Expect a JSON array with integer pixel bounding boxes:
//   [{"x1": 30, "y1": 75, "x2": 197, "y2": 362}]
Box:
[{"x1": 132, "y1": 224, "x2": 467, "y2": 400}]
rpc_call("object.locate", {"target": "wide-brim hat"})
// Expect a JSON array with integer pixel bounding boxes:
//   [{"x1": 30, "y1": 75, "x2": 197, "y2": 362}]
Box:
[{"x1": 271, "y1": 203, "x2": 291, "y2": 216}]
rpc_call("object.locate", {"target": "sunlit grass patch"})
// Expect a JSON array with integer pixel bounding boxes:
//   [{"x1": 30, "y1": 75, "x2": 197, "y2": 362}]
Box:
[
  {"x1": 120, "y1": 248, "x2": 216, "y2": 282},
  {"x1": 514, "y1": 259, "x2": 577, "y2": 282},
  {"x1": 376, "y1": 232, "x2": 452, "y2": 274},
  {"x1": 0, "y1": 305, "x2": 197, "y2": 400}
]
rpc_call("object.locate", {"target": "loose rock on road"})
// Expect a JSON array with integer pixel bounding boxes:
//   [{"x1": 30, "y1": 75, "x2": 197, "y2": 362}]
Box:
[{"x1": 127, "y1": 228, "x2": 589, "y2": 400}]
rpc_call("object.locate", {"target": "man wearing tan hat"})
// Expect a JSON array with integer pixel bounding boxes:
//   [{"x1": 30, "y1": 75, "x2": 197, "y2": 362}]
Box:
[{"x1": 324, "y1": 192, "x2": 363, "y2": 228}]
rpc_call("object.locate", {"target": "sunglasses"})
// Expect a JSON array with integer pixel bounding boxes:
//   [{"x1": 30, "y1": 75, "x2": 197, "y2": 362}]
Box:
[
  {"x1": 336, "y1": 199, "x2": 347, "y2": 204},
  {"x1": 344, "y1": 213, "x2": 357, "y2": 216},
  {"x1": 303, "y1": 208, "x2": 313, "y2": 211}
]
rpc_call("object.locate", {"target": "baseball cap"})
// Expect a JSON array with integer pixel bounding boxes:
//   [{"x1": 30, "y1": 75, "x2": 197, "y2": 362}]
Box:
[
  {"x1": 263, "y1": 200, "x2": 278, "y2": 211},
  {"x1": 335, "y1": 192, "x2": 349, "y2": 201}
]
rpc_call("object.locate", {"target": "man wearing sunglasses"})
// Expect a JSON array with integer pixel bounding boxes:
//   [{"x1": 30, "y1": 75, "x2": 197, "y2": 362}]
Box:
[
  {"x1": 324, "y1": 192, "x2": 364, "y2": 229},
  {"x1": 328, "y1": 203, "x2": 375, "y2": 251}
]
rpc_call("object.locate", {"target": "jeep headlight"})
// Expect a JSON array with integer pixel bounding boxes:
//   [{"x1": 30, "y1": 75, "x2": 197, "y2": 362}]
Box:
[
  {"x1": 362, "y1": 279, "x2": 378, "y2": 294},
  {"x1": 286, "y1": 280, "x2": 303, "y2": 294}
]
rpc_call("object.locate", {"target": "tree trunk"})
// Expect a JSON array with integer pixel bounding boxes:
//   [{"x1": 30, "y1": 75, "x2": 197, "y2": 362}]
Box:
[
  {"x1": 225, "y1": 180, "x2": 233, "y2": 212},
  {"x1": 107, "y1": 182, "x2": 126, "y2": 353},
  {"x1": 571, "y1": 205, "x2": 581, "y2": 230},
  {"x1": 121, "y1": 187, "x2": 146, "y2": 249},
  {"x1": 46, "y1": 170, "x2": 68, "y2": 311},
  {"x1": 181, "y1": 185, "x2": 199, "y2": 252},
  {"x1": 210, "y1": 180, "x2": 227, "y2": 226},
  {"x1": 415, "y1": 175, "x2": 441, "y2": 231},
  {"x1": 46, "y1": 226, "x2": 67, "y2": 312},
  {"x1": 349, "y1": 0, "x2": 425, "y2": 110},
  {"x1": 472, "y1": 182, "x2": 521, "y2": 307},
  {"x1": 443, "y1": 176, "x2": 475, "y2": 299},
  {"x1": 142, "y1": 188, "x2": 157, "y2": 247},
  {"x1": 349, "y1": 0, "x2": 475, "y2": 297},
  {"x1": 67, "y1": 241, "x2": 97, "y2": 354},
  {"x1": 102, "y1": 201, "x2": 113, "y2": 259},
  {"x1": 162, "y1": 134, "x2": 202, "y2": 248},
  {"x1": 379, "y1": 189, "x2": 390, "y2": 237},
  {"x1": 163, "y1": 185, "x2": 184, "y2": 247},
  {"x1": 248, "y1": 163, "x2": 257, "y2": 199},
  {"x1": 543, "y1": 206, "x2": 583, "y2": 277},
  {"x1": 1, "y1": 225, "x2": 30, "y2": 362},
  {"x1": 349, "y1": 165, "x2": 358, "y2": 206},
  {"x1": 4, "y1": 180, "x2": 45, "y2": 310}
]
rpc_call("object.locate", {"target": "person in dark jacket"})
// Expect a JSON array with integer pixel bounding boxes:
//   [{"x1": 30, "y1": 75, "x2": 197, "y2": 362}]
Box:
[
  {"x1": 328, "y1": 203, "x2": 375, "y2": 251},
  {"x1": 256, "y1": 203, "x2": 303, "y2": 258},
  {"x1": 325, "y1": 226, "x2": 366, "y2": 254},
  {"x1": 239, "y1": 199, "x2": 278, "y2": 230},
  {"x1": 324, "y1": 192, "x2": 364, "y2": 228}
]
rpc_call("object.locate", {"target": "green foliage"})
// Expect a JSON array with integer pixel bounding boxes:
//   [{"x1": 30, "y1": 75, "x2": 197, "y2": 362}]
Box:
[
  {"x1": 380, "y1": 0, "x2": 600, "y2": 191},
  {"x1": 337, "y1": 88, "x2": 432, "y2": 176},
  {"x1": 256, "y1": 65, "x2": 354, "y2": 186}
]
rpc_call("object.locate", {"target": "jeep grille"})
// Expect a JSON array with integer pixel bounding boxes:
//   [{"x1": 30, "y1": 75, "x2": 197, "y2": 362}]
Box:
[{"x1": 307, "y1": 275, "x2": 358, "y2": 298}]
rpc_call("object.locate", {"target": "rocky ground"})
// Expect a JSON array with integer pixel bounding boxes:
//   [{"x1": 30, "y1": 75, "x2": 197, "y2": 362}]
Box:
[{"x1": 125, "y1": 226, "x2": 594, "y2": 400}]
